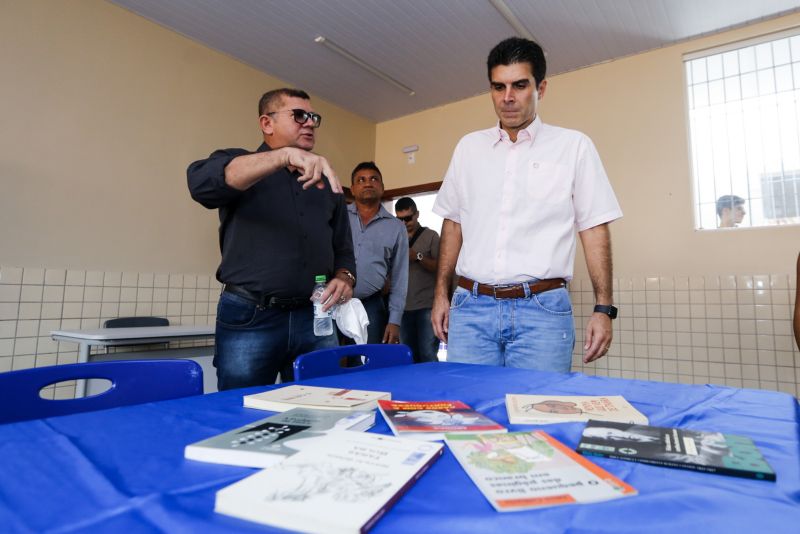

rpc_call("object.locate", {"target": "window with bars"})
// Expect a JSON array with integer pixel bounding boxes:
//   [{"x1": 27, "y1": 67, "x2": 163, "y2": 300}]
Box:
[{"x1": 685, "y1": 29, "x2": 800, "y2": 230}]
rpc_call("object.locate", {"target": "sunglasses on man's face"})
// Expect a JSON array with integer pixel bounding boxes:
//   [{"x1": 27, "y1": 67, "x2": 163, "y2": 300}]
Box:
[
  {"x1": 266, "y1": 109, "x2": 322, "y2": 128},
  {"x1": 397, "y1": 214, "x2": 415, "y2": 222}
]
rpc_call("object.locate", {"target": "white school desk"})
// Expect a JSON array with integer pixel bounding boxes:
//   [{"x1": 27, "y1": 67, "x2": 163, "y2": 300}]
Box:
[{"x1": 51, "y1": 326, "x2": 215, "y2": 397}]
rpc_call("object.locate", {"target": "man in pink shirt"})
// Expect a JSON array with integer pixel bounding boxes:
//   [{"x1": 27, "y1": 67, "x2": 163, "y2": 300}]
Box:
[{"x1": 432, "y1": 37, "x2": 622, "y2": 372}]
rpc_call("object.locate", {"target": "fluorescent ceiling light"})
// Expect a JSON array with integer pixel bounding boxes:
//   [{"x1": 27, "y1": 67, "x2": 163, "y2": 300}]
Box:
[
  {"x1": 488, "y1": 0, "x2": 537, "y2": 42},
  {"x1": 314, "y1": 36, "x2": 415, "y2": 96}
]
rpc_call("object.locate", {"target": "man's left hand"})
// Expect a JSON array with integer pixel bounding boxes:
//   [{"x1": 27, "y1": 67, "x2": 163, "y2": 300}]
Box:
[
  {"x1": 319, "y1": 278, "x2": 353, "y2": 312},
  {"x1": 382, "y1": 323, "x2": 400, "y2": 344},
  {"x1": 584, "y1": 313, "x2": 612, "y2": 363}
]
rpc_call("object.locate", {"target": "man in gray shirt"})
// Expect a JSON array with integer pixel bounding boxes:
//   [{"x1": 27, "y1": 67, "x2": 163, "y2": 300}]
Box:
[
  {"x1": 346, "y1": 162, "x2": 408, "y2": 344},
  {"x1": 395, "y1": 197, "x2": 440, "y2": 362}
]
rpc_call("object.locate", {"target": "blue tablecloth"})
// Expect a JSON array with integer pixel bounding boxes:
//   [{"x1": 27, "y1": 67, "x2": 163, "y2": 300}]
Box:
[{"x1": 1, "y1": 362, "x2": 798, "y2": 533}]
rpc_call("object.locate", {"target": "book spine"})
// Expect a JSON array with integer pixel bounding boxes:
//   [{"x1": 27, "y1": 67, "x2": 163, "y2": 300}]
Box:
[
  {"x1": 579, "y1": 451, "x2": 776, "y2": 481},
  {"x1": 360, "y1": 447, "x2": 444, "y2": 533}
]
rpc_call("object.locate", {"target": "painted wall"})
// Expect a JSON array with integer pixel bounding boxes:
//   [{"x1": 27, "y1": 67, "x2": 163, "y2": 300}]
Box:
[
  {"x1": 375, "y1": 13, "x2": 800, "y2": 279},
  {"x1": 0, "y1": 0, "x2": 375, "y2": 275}
]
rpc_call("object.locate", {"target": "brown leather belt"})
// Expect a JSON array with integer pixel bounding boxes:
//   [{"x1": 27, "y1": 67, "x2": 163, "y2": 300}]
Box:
[{"x1": 457, "y1": 276, "x2": 566, "y2": 299}]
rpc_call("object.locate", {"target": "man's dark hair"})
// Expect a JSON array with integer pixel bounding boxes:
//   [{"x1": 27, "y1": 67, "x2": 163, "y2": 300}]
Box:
[
  {"x1": 394, "y1": 197, "x2": 417, "y2": 213},
  {"x1": 487, "y1": 37, "x2": 547, "y2": 87},
  {"x1": 258, "y1": 88, "x2": 310, "y2": 116},
  {"x1": 716, "y1": 194, "x2": 745, "y2": 216},
  {"x1": 351, "y1": 161, "x2": 382, "y2": 183}
]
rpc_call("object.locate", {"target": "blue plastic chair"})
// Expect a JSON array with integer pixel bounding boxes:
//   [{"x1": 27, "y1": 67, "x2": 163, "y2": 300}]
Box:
[
  {"x1": 293, "y1": 344, "x2": 414, "y2": 381},
  {"x1": 0, "y1": 359, "x2": 203, "y2": 424}
]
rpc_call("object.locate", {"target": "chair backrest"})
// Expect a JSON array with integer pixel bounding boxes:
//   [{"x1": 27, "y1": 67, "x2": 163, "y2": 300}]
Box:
[
  {"x1": 293, "y1": 344, "x2": 413, "y2": 381},
  {"x1": 103, "y1": 316, "x2": 169, "y2": 328},
  {"x1": 0, "y1": 359, "x2": 203, "y2": 424}
]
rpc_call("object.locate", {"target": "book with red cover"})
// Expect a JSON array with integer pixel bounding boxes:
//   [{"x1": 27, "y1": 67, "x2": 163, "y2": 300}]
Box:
[{"x1": 378, "y1": 400, "x2": 507, "y2": 441}]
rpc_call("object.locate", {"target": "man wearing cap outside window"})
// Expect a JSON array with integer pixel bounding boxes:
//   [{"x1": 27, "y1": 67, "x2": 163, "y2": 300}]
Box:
[
  {"x1": 188, "y1": 88, "x2": 356, "y2": 390},
  {"x1": 432, "y1": 38, "x2": 622, "y2": 372}
]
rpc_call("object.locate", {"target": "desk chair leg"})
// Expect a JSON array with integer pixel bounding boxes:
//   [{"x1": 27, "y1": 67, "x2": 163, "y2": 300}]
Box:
[{"x1": 75, "y1": 343, "x2": 91, "y2": 398}]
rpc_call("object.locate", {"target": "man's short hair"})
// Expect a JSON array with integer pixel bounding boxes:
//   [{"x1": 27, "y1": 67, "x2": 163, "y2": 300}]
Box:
[
  {"x1": 487, "y1": 37, "x2": 547, "y2": 87},
  {"x1": 258, "y1": 88, "x2": 310, "y2": 116},
  {"x1": 394, "y1": 197, "x2": 417, "y2": 213},
  {"x1": 351, "y1": 161, "x2": 382, "y2": 183},
  {"x1": 716, "y1": 195, "x2": 745, "y2": 216}
]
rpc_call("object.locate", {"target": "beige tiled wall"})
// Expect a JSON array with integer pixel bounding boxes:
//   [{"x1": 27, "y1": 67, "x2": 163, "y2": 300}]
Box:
[
  {"x1": 3, "y1": 265, "x2": 798, "y2": 399},
  {"x1": 571, "y1": 274, "x2": 799, "y2": 397},
  {"x1": 0, "y1": 265, "x2": 219, "y2": 399}
]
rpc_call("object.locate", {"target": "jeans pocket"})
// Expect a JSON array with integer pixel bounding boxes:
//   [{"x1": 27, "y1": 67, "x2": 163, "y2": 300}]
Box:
[
  {"x1": 217, "y1": 292, "x2": 258, "y2": 328},
  {"x1": 532, "y1": 288, "x2": 572, "y2": 315},
  {"x1": 450, "y1": 287, "x2": 471, "y2": 310}
]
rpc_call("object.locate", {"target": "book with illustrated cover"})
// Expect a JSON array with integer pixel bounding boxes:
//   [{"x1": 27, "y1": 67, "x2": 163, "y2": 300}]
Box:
[
  {"x1": 505, "y1": 394, "x2": 648, "y2": 425},
  {"x1": 445, "y1": 431, "x2": 637, "y2": 511},
  {"x1": 185, "y1": 408, "x2": 375, "y2": 468},
  {"x1": 378, "y1": 400, "x2": 507, "y2": 441},
  {"x1": 576, "y1": 420, "x2": 776, "y2": 481},
  {"x1": 243, "y1": 384, "x2": 391, "y2": 412},
  {"x1": 215, "y1": 431, "x2": 444, "y2": 534}
]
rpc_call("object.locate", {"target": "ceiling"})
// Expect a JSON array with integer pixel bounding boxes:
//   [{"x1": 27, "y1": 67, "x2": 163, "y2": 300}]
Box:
[{"x1": 110, "y1": 0, "x2": 800, "y2": 122}]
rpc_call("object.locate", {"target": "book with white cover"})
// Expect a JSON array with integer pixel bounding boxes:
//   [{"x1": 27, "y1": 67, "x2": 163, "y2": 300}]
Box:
[
  {"x1": 215, "y1": 432, "x2": 443, "y2": 534},
  {"x1": 445, "y1": 431, "x2": 637, "y2": 511},
  {"x1": 505, "y1": 394, "x2": 648, "y2": 425},
  {"x1": 243, "y1": 384, "x2": 391, "y2": 412},
  {"x1": 185, "y1": 408, "x2": 375, "y2": 468}
]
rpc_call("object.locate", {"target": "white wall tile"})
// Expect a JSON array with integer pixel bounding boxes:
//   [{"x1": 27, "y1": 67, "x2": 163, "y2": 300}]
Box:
[
  {"x1": 0, "y1": 267, "x2": 24, "y2": 285},
  {"x1": 0, "y1": 285, "x2": 21, "y2": 302},
  {"x1": 121, "y1": 272, "x2": 138, "y2": 287},
  {"x1": 45, "y1": 269, "x2": 66, "y2": 285},
  {"x1": 20, "y1": 285, "x2": 43, "y2": 302},
  {"x1": 22, "y1": 268, "x2": 45, "y2": 285},
  {"x1": 66, "y1": 270, "x2": 86, "y2": 286}
]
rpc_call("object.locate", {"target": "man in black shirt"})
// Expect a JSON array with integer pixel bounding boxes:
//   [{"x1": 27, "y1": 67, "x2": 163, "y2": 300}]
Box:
[{"x1": 187, "y1": 88, "x2": 356, "y2": 390}]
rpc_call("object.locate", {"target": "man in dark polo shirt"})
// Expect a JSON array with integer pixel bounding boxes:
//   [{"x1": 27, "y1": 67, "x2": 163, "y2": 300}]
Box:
[
  {"x1": 187, "y1": 88, "x2": 356, "y2": 390},
  {"x1": 395, "y1": 197, "x2": 440, "y2": 362}
]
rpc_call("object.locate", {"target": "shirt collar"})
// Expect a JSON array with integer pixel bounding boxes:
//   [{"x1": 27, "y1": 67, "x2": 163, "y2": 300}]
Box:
[
  {"x1": 347, "y1": 202, "x2": 393, "y2": 220},
  {"x1": 492, "y1": 115, "x2": 542, "y2": 146}
]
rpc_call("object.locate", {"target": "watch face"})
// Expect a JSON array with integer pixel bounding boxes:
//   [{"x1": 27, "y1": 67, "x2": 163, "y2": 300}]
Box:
[{"x1": 416, "y1": 252, "x2": 423, "y2": 261}]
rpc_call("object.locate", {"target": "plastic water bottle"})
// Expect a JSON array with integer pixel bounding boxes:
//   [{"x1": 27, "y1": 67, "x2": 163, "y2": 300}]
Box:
[
  {"x1": 437, "y1": 341, "x2": 448, "y2": 361},
  {"x1": 311, "y1": 275, "x2": 333, "y2": 336}
]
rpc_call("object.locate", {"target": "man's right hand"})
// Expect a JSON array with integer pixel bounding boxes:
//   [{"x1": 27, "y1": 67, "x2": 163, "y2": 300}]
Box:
[
  {"x1": 431, "y1": 293, "x2": 450, "y2": 343},
  {"x1": 282, "y1": 147, "x2": 342, "y2": 193}
]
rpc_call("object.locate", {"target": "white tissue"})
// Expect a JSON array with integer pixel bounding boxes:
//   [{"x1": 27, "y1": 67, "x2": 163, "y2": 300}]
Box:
[{"x1": 331, "y1": 298, "x2": 370, "y2": 344}]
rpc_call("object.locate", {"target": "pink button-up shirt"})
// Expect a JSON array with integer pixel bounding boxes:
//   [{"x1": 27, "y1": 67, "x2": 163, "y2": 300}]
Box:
[{"x1": 433, "y1": 116, "x2": 622, "y2": 284}]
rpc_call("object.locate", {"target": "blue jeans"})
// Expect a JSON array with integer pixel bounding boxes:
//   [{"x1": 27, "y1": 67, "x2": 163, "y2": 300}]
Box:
[
  {"x1": 214, "y1": 291, "x2": 338, "y2": 390},
  {"x1": 447, "y1": 285, "x2": 575, "y2": 372},
  {"x1": 400, "y1": 308, "x2": 439, "y2": 363}
]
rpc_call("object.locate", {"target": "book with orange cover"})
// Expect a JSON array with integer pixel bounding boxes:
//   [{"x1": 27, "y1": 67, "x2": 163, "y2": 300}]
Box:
[{"x1": 445, "y1": 431, "x2": 637, "y2": 511}]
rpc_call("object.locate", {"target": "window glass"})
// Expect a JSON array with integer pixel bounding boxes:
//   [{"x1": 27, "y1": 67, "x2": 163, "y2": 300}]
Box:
[{"x1": 685, "y1": 31, "x2": 800, "y2": 229}]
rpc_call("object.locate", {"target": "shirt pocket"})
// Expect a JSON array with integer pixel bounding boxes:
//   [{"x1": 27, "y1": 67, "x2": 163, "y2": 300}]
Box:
[{"x1": 526, "y1": 161, "x2": 572, "y2": 204}]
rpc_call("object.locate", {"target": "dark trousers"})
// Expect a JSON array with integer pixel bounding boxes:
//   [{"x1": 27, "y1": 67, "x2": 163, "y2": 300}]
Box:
[
  {"x1": 400, "y1": 308, "x2": 439, "y2": 363},
  {"x1": 339, "y1": 292, "x2": 388, "y2": 345},
  {"x1": 214, "y1": 291, "x2": 338, "y2": 390}
]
